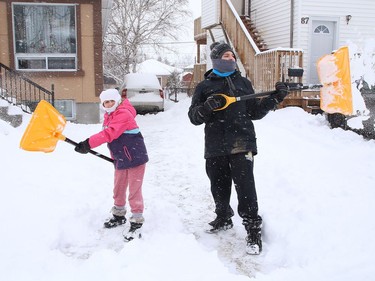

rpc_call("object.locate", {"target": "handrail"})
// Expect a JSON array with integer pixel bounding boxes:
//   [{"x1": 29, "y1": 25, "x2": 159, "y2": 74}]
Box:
[
  {"x1": 222, "y1": 0, "x2": 260, "y2": 54},
  {"x1": 220, "y1": 0, "x2": 304, "y2": 93},
  {"x1": 0, "y1": 62, "x2": 54, "y2": 113}
]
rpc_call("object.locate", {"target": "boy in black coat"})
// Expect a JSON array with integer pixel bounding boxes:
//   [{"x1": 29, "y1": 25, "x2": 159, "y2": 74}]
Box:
[{"x1": 188, "y1": 41, "x2": 287, "y2": 254}]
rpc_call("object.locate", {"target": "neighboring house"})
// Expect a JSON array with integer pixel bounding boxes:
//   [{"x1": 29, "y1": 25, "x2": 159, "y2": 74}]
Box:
[
  {"x1": 193, "y1": 0, "x2": 375, "y2": 90},
  {"x1": 0, "y1": 0, "x2": 113, "y2": 123},
  {"x1": 180, "y1": 64, "x2": 193, "y2": 90},
  {"x1": 249, "y1": 0, "x2": 375, "y2": 85},
  {"x1": 181, "y1": 72, "x2": 193, "y2": 88},
  {"x1": 134, "y1": 59, "x2": 183, "y2": 88}
]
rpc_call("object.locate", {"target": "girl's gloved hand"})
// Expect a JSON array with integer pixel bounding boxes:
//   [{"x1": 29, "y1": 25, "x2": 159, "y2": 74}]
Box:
[{"x1": 74, "y1": 139, "x2": 91, "y2": 154}]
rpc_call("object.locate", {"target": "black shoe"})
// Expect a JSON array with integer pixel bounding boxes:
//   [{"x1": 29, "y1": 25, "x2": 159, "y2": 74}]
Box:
[
  {"x1": 104, "y1": 214, "x2": 126, "y2": 228},
  {"x1": 124, "y1": 222, "x2": 143, "y2": 242},
  {"x1": 206, "y1": 217, "x2": 233, "y2": 233},
  {"x1": 246, "y1": 229, "x2": 262, "y2": 254},
  {"x1": 243, "y1": 216, "x2": 262, "y2": 255}
]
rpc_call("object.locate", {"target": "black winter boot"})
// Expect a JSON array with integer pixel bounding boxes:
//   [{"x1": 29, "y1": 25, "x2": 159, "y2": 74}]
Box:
[
  {"x1": 206, "y1": 216, "x2": 233, "y2": 233},
  {"x1": 123, "y1": 222, "x2": 143, "y2": 242},
  {"x1": 243, "y1": 216, "x2": 262, "y2": 255},
  {"x1": 104, "y1": 214, "x2": 126, "y2": 228},
  {"x1": 104, "y1": 206, "x2": 127, "y2": 228}
]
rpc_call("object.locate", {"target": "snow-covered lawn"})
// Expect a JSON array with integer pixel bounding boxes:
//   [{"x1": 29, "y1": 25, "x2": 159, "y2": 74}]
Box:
[{"x1": 1, "y1": 95, "x2": 374, "y2": 281}]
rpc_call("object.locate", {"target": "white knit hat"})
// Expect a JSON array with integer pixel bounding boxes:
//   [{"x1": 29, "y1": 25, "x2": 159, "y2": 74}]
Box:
[{"x1": 99, "y1": 89, "x2": 121, "y2": 113}]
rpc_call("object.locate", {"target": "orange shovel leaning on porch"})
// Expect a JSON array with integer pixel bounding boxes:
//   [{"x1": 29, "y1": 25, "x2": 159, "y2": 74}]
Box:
[{"x1": 19, "y1": 100, "x2": 113, "y2": 163}]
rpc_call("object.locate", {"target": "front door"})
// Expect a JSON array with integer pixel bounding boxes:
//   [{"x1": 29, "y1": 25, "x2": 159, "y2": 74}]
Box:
[{"x1": 309, "y1": 20, "x2": 336, "y2": 84}]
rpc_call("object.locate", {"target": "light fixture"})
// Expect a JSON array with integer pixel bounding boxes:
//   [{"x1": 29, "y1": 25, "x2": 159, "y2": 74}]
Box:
[{"x1": 346, "y1": 15, "x2": 352, "y2": 25}]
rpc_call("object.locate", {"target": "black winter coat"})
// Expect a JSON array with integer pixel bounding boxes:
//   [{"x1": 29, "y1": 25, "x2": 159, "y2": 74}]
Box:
[{"x1": 188, "y1": 70, "x2": 278, "y2": 159}]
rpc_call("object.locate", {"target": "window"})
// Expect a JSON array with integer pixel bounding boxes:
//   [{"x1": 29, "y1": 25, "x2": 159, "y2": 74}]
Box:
[
  {"x1": 314, "y1": 25, "x2": 330, "y2": 34},
  {"x1": 13, "y1": 3, "x2": 77, "y2": 71},
  {"x1": 54, "y1": 100, "x2": 76, "y2": 120}
]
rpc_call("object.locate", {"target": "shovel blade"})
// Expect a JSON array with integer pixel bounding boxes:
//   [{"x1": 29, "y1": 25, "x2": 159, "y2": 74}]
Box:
[
  {"x1": 317, "y1": 46, "x2": 353, "y2": 115},
  {"x1": 20, "y1": 100, "x2": 67, "y2": 153}
]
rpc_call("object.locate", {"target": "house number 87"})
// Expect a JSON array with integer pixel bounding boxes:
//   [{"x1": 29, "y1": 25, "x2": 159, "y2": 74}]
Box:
[{"x1": 301, "y1": 17, "x2": 309, "y2": 24}]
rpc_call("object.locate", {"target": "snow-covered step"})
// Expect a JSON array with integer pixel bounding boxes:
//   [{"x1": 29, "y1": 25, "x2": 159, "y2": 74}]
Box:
[{"x1": 0, "y1": 103, "x2": 23, "y2": 127}]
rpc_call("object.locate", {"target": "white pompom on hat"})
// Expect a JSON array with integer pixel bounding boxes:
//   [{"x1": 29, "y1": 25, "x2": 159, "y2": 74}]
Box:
[{"x1": 99, "y1": 89, "x2": 121, "y2": 113}]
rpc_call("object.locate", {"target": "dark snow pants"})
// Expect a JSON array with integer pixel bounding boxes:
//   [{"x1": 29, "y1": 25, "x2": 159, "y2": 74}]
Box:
[{"x1": 205, "y1": 152, "x2": 259, "y2": 221}]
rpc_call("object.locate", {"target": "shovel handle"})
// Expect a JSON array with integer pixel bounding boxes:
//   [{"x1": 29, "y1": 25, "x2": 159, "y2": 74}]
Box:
[
  {"x1": 214, "y1": 85, "x2": 310, "y2": 111},
  {"x1": 65, "y1": 137, "x2": 114, "y2": 163},
  {"x1": 213, "y1": 91, "x2": 276, "y2": 111}
]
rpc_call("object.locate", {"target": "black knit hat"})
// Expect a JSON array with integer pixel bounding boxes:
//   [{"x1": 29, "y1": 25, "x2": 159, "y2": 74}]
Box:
[{"x1": 210, "y1": 41, "x2": 235, "y2": 60}]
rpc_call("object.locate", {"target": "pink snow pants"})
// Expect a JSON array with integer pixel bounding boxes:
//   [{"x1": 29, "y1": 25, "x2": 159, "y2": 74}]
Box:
[{"x1": 113, "y1": 164, "x2": 146, "y2": 214}]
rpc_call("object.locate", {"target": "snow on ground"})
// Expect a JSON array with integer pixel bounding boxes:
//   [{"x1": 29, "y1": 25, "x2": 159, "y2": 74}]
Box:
[{"x1": 1, "y1": 94, "x2": 375, "y2": 281}]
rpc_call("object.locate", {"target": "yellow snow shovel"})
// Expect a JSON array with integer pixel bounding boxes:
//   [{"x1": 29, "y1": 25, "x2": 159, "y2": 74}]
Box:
[
  {"x1": 20, "y1": 100, "x2": 113, "y2": 163},
  {"x1": 317, "y1": 46, "x2": 353, "y2": 115}
]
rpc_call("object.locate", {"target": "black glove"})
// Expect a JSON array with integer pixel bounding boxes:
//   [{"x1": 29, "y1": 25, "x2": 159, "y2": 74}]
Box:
[
  {"x1": 203, "y1": 95, "x2": 226, "y2": 112},
  {"x1": 74, "y1": 139, "x2": 91, "y2": 154},
  {"x1": 272, "y1": 82, "x2": 288, "y2": 103}
]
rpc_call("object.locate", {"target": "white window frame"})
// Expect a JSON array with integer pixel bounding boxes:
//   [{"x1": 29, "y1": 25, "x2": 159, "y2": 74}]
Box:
[
  {"x1": 12, "y1": 3, "x2": 78, "y2": 71},
  {"x1": 54, "y1": 99, "x2": 76, "y2": 120}
]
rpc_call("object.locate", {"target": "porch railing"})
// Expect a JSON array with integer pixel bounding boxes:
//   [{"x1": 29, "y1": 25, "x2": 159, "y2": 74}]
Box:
[
  {"x1": 0, "y1": 62, "x2": 54, "y2": 113},
  {"x1": 220, "y1": 0, "x2": 304, "y2": 93},
  {"x1": 255, "y1": 49, "x2": 303, "y2": 92},
  {"x1": 189, "y1": 63, "x2": 207, "y2": 95}
]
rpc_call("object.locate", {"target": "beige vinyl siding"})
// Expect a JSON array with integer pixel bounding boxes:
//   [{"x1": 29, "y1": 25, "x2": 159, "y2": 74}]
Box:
[
  {"x1": 301, "y1": 0, "x2": 375, "y2": 46},
  {"x1": 201, "y1": 0, "x2": 220, "y2": 29},
  {"x1": 251, "y1": 0, "x2": 375, "y2": 84},
  {"x1": 299, "y1": 0, "x2": 375, "y2": 83},
  {"x1": 251, "y1": 0, "x2": 291, "y2": 48},
  {"x1": 252, "y1": 0, "x2": 375, "y2": 48}
]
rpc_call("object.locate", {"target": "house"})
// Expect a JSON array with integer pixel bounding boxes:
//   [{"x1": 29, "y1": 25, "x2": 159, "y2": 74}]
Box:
[
  {"x1": 135, "y1": 59, "x2": 183, "y2": 88},
  {"x1": 0, "y1": 0, "x2": 113, "y2": 124},
  {"x1": 248, "y1": 0, "x2": 375, "y2": 85},
  {"x1": 181, "y1": 72, "x2": 193, "y2": 88},
  {"x1": 192, "y1": 0, "x2": 375, "y2": 112}
]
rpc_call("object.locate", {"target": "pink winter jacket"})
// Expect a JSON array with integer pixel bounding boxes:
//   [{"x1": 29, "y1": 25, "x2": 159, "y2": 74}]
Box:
[{"x1": 88, "y1": 99, "x2": 138, "y2": 149}]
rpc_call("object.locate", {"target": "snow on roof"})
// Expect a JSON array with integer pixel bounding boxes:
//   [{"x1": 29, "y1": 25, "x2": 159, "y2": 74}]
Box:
[
  {"x1": 184, "y1": 64, "x2": 194, "y2": 69},
  {"x1": 123, "y1": 73, "x2": 162, "y2": 90},
  {"x1": 135, "y1": 59, "x2": 183, "y2": 75}
]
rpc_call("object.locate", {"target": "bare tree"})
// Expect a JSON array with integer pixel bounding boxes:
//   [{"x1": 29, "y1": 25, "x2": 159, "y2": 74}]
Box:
[{"x1": 103, "y1": 0, "x2": 191, "y2": 83}]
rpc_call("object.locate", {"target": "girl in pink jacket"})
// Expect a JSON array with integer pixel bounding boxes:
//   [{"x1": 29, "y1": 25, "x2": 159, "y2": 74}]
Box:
[{"x1": 75, "y1": 89, "x2": 148, "y2": 240}]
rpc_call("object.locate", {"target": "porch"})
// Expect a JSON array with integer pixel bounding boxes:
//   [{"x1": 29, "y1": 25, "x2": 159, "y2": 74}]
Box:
[{"x1": 191, "y1": 0, "x2": 321, "y2": 114}]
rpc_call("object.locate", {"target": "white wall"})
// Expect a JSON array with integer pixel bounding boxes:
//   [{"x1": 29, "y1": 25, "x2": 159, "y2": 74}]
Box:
[
  {"x1": 297, "y1": 0, "x2": 375, "y2": 83},
  {"x1": 252, "y1": 0, "x2": 375, "y2": 49},
  {"x1": 251, "y1": 0, "x2": 291, "y2": 48},
  {"x1": 201, "y1": 0, "x2": 220, "y2": 29},
  {"x1": 251, "y1": 0, "x2": 375, "y2": 84},
  {"x1": 299, "y1": 0, "x2": 375, "y2": 45}
]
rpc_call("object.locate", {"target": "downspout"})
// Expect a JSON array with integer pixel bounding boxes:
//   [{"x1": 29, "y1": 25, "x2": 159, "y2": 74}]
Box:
[{"x1": 290, "y1": 0, "x2": 294, "y2": 48}]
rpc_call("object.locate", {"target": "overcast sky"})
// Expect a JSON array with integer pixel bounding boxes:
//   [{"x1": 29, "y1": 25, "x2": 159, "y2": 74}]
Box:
[
  {"x1": 142, "y1": 0, "x2": 202, "y2": 66},
  {"x1": 189, "y1": 0, "x2": 202, "y2": 18}
]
